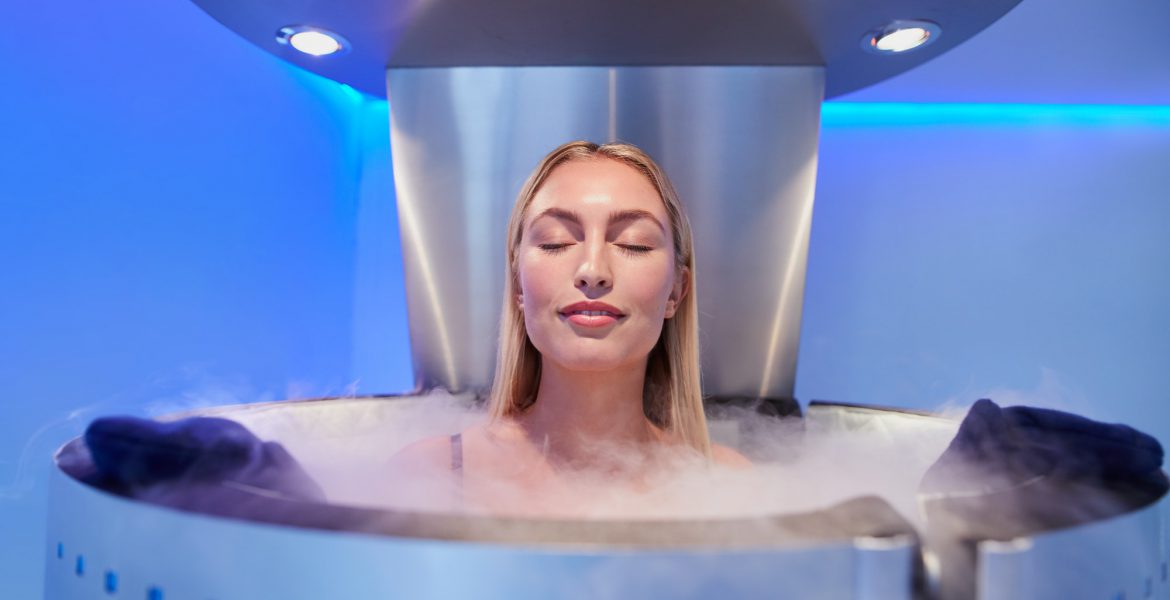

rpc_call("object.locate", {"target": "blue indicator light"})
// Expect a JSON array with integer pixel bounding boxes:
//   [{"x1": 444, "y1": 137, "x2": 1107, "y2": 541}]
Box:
[
  {"x1": 147, "y1": 586, "x2": 164, "y2": 600},
  {"x1": 56, "y1": 543, "x2": 63, "y2": 559},
  {"x1": 75, "y1": 555, "x2": 84, "y2": 576},
  {"x1": 105, "y1": 570, "x2": 118, "y2": 594}
]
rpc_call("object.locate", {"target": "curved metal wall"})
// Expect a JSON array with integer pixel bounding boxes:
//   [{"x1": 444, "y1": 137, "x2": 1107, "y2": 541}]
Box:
[{"x1": 43, "y1": 466, "x2": 915, "y2": 599}]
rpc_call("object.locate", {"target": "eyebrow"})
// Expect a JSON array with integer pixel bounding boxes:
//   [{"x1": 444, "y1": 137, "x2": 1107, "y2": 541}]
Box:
[{"x1": 529, "y1": 207, "x2": 667, "y2": 235}]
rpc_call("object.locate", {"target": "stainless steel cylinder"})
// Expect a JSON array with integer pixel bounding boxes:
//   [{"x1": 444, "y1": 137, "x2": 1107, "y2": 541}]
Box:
[{"x1": 388, "y1": 66, "x2": 823, "y2": 399}]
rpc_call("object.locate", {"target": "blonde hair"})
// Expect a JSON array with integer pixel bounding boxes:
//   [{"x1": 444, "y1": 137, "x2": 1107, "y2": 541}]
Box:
[{"x1": 487, "y1": 140, "x2": 711, "y2": 456}]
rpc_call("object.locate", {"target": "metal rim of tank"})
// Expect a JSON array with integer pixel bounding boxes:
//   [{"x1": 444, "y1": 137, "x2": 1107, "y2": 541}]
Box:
[{"x1": 53, "y1": 393, "x2": 923, "y2": 551}]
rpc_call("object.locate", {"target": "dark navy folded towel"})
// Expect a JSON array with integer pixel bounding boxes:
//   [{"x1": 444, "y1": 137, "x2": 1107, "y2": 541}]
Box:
[
  {"x1": 919, "y1": 399, "x2": 1167, "y2": 600},
  {"x1": 85, "y1": 416, "x2": 324, "y2": 502},
  {"x1": 922, "y1": 398, "x2": 1166, "y2": 495}
]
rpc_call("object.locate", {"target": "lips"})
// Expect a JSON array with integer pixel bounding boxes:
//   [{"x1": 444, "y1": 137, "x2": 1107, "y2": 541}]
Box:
[
  {"x1": 558, "y1": 301, "x2": 626, "y2": 318},
  {"x1": 558, "y1": 301, "x2": 626, "y2": 329}
]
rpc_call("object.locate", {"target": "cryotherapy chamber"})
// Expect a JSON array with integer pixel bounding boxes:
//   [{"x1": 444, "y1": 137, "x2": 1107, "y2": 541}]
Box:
[{"x1": 44, "y1": 0, "x2": 1170, "y2": 598}]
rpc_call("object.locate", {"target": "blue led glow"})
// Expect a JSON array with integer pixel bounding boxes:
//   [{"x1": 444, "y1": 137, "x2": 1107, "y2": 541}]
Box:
[
  {"x1": 343, "y1": 94, "x2": 1170, "y2": 129},
  {"x1": 338, "y1": 83, "x2": 367, "y2": 105},
  {"x1": 822, "y1": 102, "x2": 1170, "y2": 127}
]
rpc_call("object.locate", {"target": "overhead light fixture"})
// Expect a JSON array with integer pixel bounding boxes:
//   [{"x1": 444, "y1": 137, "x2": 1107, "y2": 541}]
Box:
[
  {"x1": 862, "y1": 20, "x2": 941, "y2": 55},
  {"x1": 276, "y1": 26, "x2": 350, "y2": 57}
]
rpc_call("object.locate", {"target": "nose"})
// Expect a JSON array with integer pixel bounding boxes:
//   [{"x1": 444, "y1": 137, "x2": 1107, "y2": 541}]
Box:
[{"x1": 574, "y1": 239, "x2": 613, "y2": 292}]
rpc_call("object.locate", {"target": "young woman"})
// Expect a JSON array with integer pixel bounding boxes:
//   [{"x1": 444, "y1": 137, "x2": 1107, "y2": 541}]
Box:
[{"x1": 388, "y1": 141, "x2": 750, "y2": 517}]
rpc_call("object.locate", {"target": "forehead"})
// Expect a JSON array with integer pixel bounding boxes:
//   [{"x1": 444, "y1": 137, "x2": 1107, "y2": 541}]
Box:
[{"x1": 526, "y1": 158, "x2": 667, "y2": 226}]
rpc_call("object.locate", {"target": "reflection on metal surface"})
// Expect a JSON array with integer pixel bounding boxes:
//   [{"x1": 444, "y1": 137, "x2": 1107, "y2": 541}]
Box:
[
  {"x1": 976, "y1": 497, "x2": 1169, "y2": 600},
  {"x1": 759, "y1": 182, "x2": 816, "y2": 398},
  {"x1": 388, "y1": 66, "x2": 823, "y2": 399},
  {"x1": 392, "y1": 159, "x2": 461, "y2": 390}
]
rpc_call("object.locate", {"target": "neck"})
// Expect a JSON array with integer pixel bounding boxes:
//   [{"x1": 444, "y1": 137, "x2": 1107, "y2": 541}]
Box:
[{"x1": 515, "y1": 357, "x2": 656, "y2": 468}]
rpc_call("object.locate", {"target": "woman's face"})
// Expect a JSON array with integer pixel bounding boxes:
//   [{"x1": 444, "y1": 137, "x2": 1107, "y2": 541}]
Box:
[{"x1": 516, "y1": 157, "x2": 689, "y2": 373}]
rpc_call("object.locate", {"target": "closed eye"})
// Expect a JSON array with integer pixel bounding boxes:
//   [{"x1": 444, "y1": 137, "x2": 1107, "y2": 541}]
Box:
[
  {"x1": 538, "y1": 243, "x2": 570, "y2": 255},
  {"x1": 618, "y1": 245, "x2": 652, "y2": 257},
  {"x1": 538, "y1": 243, "x2": 653, "y2": 257}
]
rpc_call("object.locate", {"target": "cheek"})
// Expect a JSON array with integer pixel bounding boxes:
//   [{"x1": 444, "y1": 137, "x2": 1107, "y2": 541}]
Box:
[
  {"x1": 516, "y1": 254, "x2": 566, "y2": 315},
  {"x1": 629, "y1": 261, "x2": 676, "y2": 315}
]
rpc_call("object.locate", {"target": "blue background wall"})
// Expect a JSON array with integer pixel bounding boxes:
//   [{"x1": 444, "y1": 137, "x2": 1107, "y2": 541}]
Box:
[
  {"x1": 800, "y1": 104, "x2": 1170, "y2": 436},
  {"x1": 2, "y1": 0, "x2": 1168, "y2": 598},
  {"x1": 0, "y1": 1, "x2": 409, "y2": 596}
]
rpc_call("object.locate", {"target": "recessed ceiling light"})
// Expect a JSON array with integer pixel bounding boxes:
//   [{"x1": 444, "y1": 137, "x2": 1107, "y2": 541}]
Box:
[
  {"x1": 276, "y1": 26, "x2": 350, "y2": 57},
  {"x1": 862, "y1": 20, "x2": 941, "y2": 55}
]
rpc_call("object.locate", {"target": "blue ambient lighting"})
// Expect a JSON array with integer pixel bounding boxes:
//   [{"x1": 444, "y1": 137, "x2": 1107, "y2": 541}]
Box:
[
  {"x1": 822, "y1": 102, "x2": 1170, "y2": 127},
  {"x1": 340, "y1": 93, "x2": 1170, "y2": 130}
]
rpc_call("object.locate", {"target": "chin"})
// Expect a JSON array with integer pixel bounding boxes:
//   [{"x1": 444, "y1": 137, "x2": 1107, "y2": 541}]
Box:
[
  {"x1": 553, "y1": 354, "x2": 628, "y2": 372},
  {"x1": 546, "y1": 345, "x2": 637, "y2": 372}
]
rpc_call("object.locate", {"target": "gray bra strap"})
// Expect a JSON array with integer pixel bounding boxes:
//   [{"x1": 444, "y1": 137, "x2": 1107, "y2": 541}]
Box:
[
  {"x1": 449, "y1": 432, "x2": 464, "y2": 473},
  {"x1": 449, "y1": 432, "x2": 464, "y2": 508}
]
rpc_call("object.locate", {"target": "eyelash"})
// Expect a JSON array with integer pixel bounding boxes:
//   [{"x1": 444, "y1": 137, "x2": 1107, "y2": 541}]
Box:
[{"x1": 539, "y1": 243, "x2": 652, "y2": 257}]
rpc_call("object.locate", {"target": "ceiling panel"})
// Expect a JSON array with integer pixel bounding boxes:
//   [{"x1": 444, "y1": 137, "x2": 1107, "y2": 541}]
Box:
[{"x1": 839, "y1": 0, "x2": 1170, "y2": 105}]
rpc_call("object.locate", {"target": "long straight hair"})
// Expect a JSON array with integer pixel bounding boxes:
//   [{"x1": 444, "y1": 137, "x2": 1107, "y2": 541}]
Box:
[{"x1": 486, "y1": 141, "x2": 711, "y2": 456}]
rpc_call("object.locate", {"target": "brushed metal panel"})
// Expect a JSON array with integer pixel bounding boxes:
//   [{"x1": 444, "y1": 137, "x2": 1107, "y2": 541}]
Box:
[
  {"x1": 44, "y1": 461, "x2": 889, "y2": 599},
  {"x1": 976, "y1": 496, "x2": 1169, "y2": 600},
  {"x1": 388, "y1": 66, "x2": 822, "y2": 399}
]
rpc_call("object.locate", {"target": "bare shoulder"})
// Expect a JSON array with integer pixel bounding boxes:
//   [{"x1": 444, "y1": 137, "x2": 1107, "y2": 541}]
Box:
[
  {"x1": 382, "y1": 433, "x2": 461, "y2": 512},
  {"x1": 386, "y1": 433, "x2": 454, "y2": 474},
  {"x1": 711, "y1": 443, "x2": 753, "y2": 469}
]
